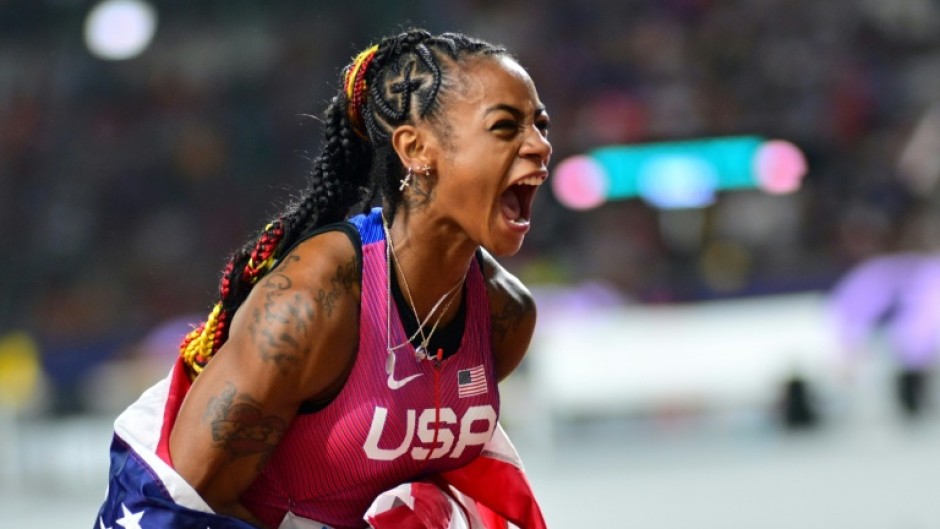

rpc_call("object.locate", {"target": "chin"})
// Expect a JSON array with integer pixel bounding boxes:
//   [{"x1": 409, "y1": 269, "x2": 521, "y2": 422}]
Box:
[{"x1": 484, "y1": 237, "x2": 525, "y2": 257}]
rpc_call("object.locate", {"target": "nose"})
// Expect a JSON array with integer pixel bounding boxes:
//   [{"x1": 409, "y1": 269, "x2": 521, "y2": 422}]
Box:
[{"x1": 521, "y1": 125, "x2": 552, "y2": 166}]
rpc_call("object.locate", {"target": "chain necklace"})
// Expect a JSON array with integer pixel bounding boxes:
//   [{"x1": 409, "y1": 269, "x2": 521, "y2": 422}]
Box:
[{"x1": 383, "y1": 213, "x2": 465, "y2": 364}]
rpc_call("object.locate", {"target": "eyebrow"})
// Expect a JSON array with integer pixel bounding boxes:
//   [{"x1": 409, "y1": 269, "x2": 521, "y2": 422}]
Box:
[{"x1": 484, "y1": 103, "x2": 548, "y2": 118}]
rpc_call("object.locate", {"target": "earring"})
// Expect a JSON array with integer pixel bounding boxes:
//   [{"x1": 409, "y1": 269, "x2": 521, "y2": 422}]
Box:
[
  {"x1": 422, "y1": 164, "x2": 432, "y2": 177},
  {"x1": 399, "y1": 167, "x2": 414, "y2": 191}
]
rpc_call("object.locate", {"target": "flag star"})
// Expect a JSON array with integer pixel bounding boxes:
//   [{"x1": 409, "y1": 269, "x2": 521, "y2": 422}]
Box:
[
  {"x1": 99, "y1": 516, "x2": 112, "y2": 529},
  {"x1": 116, "y1": 503, "x2": 144, "y2": 529}
]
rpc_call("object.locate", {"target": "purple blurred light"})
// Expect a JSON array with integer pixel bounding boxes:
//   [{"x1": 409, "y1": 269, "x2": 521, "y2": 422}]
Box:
[{"x1": 829, "y1": 253, "x2": 940, "y2": 369}]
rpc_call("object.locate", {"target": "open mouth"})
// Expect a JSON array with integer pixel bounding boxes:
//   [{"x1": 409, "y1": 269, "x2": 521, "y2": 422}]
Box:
[{"x1": 500, "y1": 174, "x2": 545, "y2": 226}]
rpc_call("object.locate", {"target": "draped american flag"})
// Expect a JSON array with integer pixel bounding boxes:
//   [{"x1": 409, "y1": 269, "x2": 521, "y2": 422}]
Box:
[
  {"x1": 94, "y1": 364, "x2": 271, "y2": 529},
  {"x1": 95, "y1": 436, "x2": 264, "y2": 529},
  {"x1": 457, "y1": 365, "x2": 487, "y2": 398}
]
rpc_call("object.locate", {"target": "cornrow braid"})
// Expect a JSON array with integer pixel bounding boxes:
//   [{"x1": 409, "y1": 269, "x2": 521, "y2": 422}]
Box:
[
  {"x1": 362, "y1": 31, "x2": 438, "y2": 142},
  {"x1": 180, "y1": 29, "x2": 506, "y2": 378},
  {"x1": 359, "y1": 29, "x2": 506, "y2": 215}
]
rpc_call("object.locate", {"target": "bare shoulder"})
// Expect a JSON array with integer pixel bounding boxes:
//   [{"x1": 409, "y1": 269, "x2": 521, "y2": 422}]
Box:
[
  {"x1": 478, "y1": 249, "x2": 537, "y2": 382},
  {"x1": 271, "y1": 228, "x2": 362, "y2": 319}
]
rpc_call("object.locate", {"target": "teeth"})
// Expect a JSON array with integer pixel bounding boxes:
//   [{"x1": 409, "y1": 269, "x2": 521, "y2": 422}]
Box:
[{"x1": 518, "y1": 175, "x2": 544, "y2": 186}]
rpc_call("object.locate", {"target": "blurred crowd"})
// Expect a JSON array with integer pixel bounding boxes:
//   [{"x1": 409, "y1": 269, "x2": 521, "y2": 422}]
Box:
[{"x1": 2, "y1": 0, "x2": 940, "y2": 414}]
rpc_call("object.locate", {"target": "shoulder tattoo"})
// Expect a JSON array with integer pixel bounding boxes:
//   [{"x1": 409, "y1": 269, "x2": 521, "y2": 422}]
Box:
[
  {"x1": 314, "y1": 254, "x2": 360, "y2": 317},
  {"x1": 491, "y1": 294, "x2": 533, "y2": 343},
  {"x1": 247, "y1": 271, "x2": 314, "y2": 374},
  {"x1": 245, "y1": 254, "x2": 358, "y2": 373},
  {"x1": 202, "y1": 382, "x2": 287, "y2": 469}
]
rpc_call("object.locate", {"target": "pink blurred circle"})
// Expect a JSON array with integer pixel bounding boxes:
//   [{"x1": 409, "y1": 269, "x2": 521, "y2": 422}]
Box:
[
  {"x1": 551, "y1": 155, "x2": 608, "y2": 210},
  {"x1": 754, "y1": 140, "x2": 808, "y2": 194}
]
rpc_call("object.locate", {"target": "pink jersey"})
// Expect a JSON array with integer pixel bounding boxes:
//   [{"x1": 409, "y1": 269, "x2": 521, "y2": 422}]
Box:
[{"x1": 240, "y1": 208, "x2": 500, "y2": 529}]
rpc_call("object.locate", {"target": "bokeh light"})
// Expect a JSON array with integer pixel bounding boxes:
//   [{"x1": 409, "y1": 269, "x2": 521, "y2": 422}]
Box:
[
  {"x1": 553, "y1": 137, "x2": 806, "y2": 210},
  {"x1": 551, "y1": 155, "x2": 608, "y2": 210},
  {"x1": 637, "y1": 155, "x2": 718, "y2": 209},
  {"x1": 754, "y1": 140, "x2": 808, "y2": 194},
  {"x1": 84, "y1": 0, "x2": 157, "y2": 61}
]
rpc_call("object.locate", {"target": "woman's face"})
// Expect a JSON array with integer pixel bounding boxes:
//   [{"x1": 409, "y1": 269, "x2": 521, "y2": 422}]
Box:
[{"x1": 424, "y1": 55, "x2": 552, "y2": 256}]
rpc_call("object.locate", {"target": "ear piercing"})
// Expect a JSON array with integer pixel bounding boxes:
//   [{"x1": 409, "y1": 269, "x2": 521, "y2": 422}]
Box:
[
  {"x1": 399, "y1": 165, "x2": 432, "y2": 191},
  {"x1": 399, "y1": 167, "x2": 414, "y2": 191}
]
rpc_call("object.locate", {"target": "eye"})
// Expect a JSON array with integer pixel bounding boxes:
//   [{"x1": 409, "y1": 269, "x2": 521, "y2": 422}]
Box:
[
  {"x1": 491, "y1": 119, "x2": 518, "y2": 131},
  {"x1": 536, "y1": 117, "x2": 551, "y2": 135}
]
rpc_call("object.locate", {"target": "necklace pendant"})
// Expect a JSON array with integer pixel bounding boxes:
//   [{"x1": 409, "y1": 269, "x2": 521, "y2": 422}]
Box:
[
  {"x1": 414, "y1": 345, "x2": 427, "y2": 362},
  {"x1": 385, "y1": 350, "x2": 395, "y2": 375}
]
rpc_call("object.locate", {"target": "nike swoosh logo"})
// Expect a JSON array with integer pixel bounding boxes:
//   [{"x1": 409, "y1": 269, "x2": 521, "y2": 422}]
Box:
[
  {"x1": 386, "y1": 352, "x2": 423, "y2": 390},
  {"x1": 387, "y1": 372, "x2": 423, "y2": 390}
]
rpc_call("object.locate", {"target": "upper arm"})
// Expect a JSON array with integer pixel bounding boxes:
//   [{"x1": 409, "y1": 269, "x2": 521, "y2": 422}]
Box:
[
  {"x1": 480, "y1": 250, "x2": 537, "y2": 382},
  {"x1": 168, "y1": 231, "x2": 360, "y2": 515}
]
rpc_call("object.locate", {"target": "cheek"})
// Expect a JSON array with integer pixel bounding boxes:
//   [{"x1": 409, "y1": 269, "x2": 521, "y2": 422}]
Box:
[
  {"x1": 436, "y1": 135, "x2": 515, "y2": 213},
  {"x1": 442, "y1": 154, "x2": 502, "y2": 201},
  {"x1": 445, "y1": 175, "x2": 494, "y2": 210}
]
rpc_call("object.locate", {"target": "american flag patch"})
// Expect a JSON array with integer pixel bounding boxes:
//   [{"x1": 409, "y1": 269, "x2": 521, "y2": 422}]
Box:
[{"x1": 457, "y1": 365, "x2": 487, "y2": 398}]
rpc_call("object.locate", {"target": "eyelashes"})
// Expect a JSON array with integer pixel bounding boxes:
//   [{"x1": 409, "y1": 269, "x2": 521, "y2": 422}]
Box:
[
  {"x1": 491, "y1": 120, "x2": 517, "y2": 131},
  {"x1": 490, "y1": 118, "x2": 551, "y2": 136}
]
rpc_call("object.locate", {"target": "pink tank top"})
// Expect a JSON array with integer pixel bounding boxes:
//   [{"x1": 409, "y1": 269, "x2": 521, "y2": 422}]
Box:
[{"x1": 241, "y1": 208, "x2": 499, "y2": 529}]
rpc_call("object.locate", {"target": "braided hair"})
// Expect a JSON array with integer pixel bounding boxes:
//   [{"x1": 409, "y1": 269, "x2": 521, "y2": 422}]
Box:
[{"x1": 180, "y1": 29, "x2": 506, "y2": 376}]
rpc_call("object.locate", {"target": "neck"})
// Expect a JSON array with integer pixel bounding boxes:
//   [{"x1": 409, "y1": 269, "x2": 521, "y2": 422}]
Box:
[{"x1": 385, "y1": 206, "x2": 476, "y2": 319}]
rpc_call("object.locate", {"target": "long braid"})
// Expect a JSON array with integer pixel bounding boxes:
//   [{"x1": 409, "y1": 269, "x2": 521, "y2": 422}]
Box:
[
  {"x1": 181, "y1": 29, "x2": 505, "y2": 377},
  {"x1": 181, "y1": 101, "x2": 369, "y2": 376}
]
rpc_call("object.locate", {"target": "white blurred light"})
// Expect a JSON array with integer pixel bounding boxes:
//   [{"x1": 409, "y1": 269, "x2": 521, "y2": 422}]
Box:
[
  {"x1": 898, "y1": 104, "x2": 940, "y2": 196},
  {"x1": 84, "y1": 0, "x2": 157, "y2": 61}
]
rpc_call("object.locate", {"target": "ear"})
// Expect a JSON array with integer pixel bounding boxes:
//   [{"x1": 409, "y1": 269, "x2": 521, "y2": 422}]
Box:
[{"x1": 390, "y1": 124, "x2": 436, "y2": 169}]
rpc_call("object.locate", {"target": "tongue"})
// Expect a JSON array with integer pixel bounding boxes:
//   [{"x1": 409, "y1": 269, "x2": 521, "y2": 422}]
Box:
[{"x1": 501, "y1": 188, "x2": 522, "y2": 221}]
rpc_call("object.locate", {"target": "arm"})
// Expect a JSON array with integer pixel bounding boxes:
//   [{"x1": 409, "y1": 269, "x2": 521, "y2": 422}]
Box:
[
  {"x1": 479, "y1": 250, "x2": 537, "y2": 382},
  {"x1": 168, "y1": 231, "x2": 360, "y2": 527}
]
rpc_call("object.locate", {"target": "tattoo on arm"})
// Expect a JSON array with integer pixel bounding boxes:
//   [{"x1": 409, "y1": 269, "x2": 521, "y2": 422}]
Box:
[
  {"x1": 203, "y1": 382, "x2": 287, "y2": 469},
  {"x1": 313, "y1": 255, "x2": 360, "y2": 317},
  {"x1": 491, "y1": 296, "x2": 531, "y2": 343},
  {"x1": 247, "y1": 272, "x2": 314, "y2": 374},
  {"x1": 247, "y1": 254, "x2": 359, "y2": 373},
  {"x1": 334, "y1": 255, "x2": 361, "y2": 293}
]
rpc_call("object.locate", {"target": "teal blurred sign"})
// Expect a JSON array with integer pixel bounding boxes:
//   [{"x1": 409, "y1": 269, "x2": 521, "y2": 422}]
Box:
[{"x1": 552, "y1": 136, "x2": 807, "y2": 210}]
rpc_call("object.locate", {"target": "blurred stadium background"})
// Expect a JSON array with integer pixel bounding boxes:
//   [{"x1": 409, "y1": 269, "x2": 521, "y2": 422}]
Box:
[{"x1": 3, "y1": 0, "x2": 940, "y2": 527}]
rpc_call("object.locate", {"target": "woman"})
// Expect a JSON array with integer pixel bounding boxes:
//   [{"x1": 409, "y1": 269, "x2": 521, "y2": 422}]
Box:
[{"x1": 96, "y1": 29, "x2": 551, "y2": 529}]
